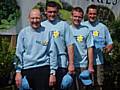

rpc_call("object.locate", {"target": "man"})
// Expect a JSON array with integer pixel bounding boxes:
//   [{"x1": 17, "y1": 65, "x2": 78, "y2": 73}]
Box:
[
  {"x1": 41, "y1": 1, "x2": 75, "y2": 90},
  {"x1": 70, "y1": 7, "x2": 94, "y2": 90},
  {"x1": 14, "y1": 8, "x2": 57, "y2": 90},
  {"x1": 83, "y1": 4, "x2": 113, "y2": 90}
]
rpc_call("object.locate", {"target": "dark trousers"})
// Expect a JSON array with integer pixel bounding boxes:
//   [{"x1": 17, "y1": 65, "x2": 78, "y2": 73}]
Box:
[
  {"x1": 50, "y1": 67, "x2": 77, "y2": 90},
  {"x1": 56, "y1": 68, "x2": 77, "y2": 90},
  {"x1": 49, "y1": 67, "x2": 68, "y2": 90},
  {"x1": 56, "y1": 67, "x2": 68, "y2": 90},
  {"x1": 22, "y1": 65, "x2": 50, "y2": 90}
]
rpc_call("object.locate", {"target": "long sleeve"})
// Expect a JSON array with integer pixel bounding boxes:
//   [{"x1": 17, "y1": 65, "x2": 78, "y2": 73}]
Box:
[
  {"x1": 49, "y1": 35, "x2": 58, "y2": 74},
  {"x1": 15, "y1": 31, "x2": 25, "y2": 72}
]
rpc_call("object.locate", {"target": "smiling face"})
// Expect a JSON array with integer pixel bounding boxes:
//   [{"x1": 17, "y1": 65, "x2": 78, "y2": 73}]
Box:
[
  {"x1": 87, "y1": 8, "x2": 97, "y2": 23},
  {"x1": 86, "y1": 5, "x2": 98, "y2": 23},
  {"x1": 71, "y1": 10, "x2": 83, "y2": 27},
  {"x1": 46, "y1": 6, "x2": 58, "y2": 21},
  {"x1": 71, "y1": 7, "x2": 84, "y2": 27},
  {"x1": 29, "y1": 9, "x2": 41, "y2": 29}
]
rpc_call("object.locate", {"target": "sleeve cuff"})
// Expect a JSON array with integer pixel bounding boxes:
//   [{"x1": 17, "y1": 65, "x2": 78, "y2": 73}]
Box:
[
  {"x1": 50, "y1": 69, "x2": 56, "y2": 75},
  {"x1": 16, "y1": 69, "x2": 21, "y2": 73}
]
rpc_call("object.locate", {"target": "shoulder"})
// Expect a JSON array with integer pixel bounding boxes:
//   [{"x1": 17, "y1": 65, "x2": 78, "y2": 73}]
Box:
[
  {"x1": 81, "y1": 21, "x2": 90, "y2": 29},
  {"x1": 19, "y1": 26, "x2": 30, "y2": 34},
  {"x1": 81, "y1": 24, "x2": 89, "y2": 29},
  {"x1": 99, "y1": 22, "x2": 107, "y2": 27},
  {"x1": 18, "y1": 26, "x2": 33, "y2": 37},
  {"x1": 58, "y1": 20, "x2": 69, "y2": 25},
  {"x1": 70, "y1": 25, "x2": 73, "y2": 28},
  {"x1": 41, "y1": 20, "x2": 48, "y2": 25},
  {"x1": 98, "y1": 22, "x2": 108, "y2": 31},
  {"x1": 81, "y1": 21, "x2": 89, "y2": 25}
]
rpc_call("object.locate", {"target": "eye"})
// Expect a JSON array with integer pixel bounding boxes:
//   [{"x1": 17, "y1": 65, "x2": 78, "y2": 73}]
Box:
[
  {"x1": 47, "y1": 11, "x2": 57, "y2": 13},
  {"x1": 73, "y1": 16, "x2": 82, "y2": 18}
]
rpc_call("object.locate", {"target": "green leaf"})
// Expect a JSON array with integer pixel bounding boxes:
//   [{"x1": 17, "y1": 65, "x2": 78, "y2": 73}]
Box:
[
  {"x1": 1, "y1": 19, "x2": 10, "y2": 25},
  {"x1": 10, "y1": 20, "x2": 16, "y2": 25},
  {"x1": 0, "y1": 24, "x2": 11, "y2": 29}
]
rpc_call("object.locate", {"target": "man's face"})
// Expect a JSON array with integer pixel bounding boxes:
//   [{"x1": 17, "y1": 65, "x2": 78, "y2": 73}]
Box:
[
  {"x1": 71, "y1": 11, "x2": 83, "y2": 27},
  {"x1": 29, "y1": 9, "x2": 41, "y2": 29},
  {"x1": 87, "y1": 8, "x2": 97, "y2": 23},
  {"x1": 46, "y1": 6, "x2": 58, "y2": 21}
]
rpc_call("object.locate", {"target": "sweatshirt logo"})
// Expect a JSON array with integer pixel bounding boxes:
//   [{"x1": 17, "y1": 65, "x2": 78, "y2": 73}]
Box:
[
  {"x1": 93, "y1": 31, "x2": 99, "y2": 37},
  {"x1": 53, "y1": 31, "x2": 59, "y2": 38},
  {"x1": 77, "y1": 35, "x2": 83, "y2": 42},
  {"x1": 36, "y1": 40, "x2": 48, "y2": 46}
]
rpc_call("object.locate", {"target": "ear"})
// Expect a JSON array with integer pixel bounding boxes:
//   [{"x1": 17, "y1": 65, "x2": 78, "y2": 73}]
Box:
[
  {"x1": 44, "y1": 9, "x2": 47, "y2": 15},
  {"x1": 45, "y1": 11, "x2": 47, "y2": 15}
]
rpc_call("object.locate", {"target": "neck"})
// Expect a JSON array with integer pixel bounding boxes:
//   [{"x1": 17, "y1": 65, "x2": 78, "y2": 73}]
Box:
[{"x1": 72, "y1": 23, "x2": 80, "y2": 29}]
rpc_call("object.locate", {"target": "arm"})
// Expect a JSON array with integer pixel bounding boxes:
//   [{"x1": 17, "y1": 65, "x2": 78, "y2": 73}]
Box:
[
  {"x1": 67, "y1": 44, "x2": 75, "y2": 74},
  {"x1": 87, "y1": 31, "x2": 94, "y2": 73},
  {"x1": 14, "y1": 31, "x2": 25, "y2": 88},
  {"x1": 65, "y1": 22, "x2": 75, "y2": 74},
  {"x1": 49, "y1": 35, "x2": 58, "y2": 86},
  {"x1": 88, "y1": 47, "x2": 94, "y2": 73},
  {"x1": 15, "y1": 31, "x2": 25, "y2": 72}
]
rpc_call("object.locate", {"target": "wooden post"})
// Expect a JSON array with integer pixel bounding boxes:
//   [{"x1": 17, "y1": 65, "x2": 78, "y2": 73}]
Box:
[{"x1": 9, "y1": 35, "x2": 16, "y2": 50}]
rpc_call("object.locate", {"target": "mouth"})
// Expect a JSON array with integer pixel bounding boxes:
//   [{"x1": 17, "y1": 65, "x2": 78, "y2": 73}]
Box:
[{"x1": 49, "y1": 17, "x2": 56, "y2": 21}]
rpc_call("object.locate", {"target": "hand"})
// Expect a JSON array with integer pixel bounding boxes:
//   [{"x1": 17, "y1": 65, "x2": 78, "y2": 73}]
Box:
[
  {"x1": 68, "y1": 64, "x2": 75, "y2": 74},
  {"x1": 49, "y1": 75, "x2": 56, "y2": 86},
  {"x1": 88, "y1": 66, "x2": 94, "y2": 74},
  {"x1": 103, "y1": 44, "x2": 113, "y2": 54},
  {"x1": 15, "y1": 72, "x2": 22, "y2": 88}
]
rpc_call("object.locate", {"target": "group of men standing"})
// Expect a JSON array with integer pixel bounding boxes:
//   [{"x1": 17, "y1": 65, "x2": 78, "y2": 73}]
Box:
[{"x1": 14, "y1": 1, "x2": 113, "y2": 90}]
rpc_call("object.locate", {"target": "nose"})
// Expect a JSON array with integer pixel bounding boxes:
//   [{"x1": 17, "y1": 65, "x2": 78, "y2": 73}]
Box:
[
  {"x1": 76, "y1": 17, "x2": 80, "y2": 19},
  {"x1": 32, "y1": 18, "x2": 40, "y2": 22},
  {"x1": 51, "y1": 12, "x2": 55, "y2": 16},
  {"x1": 33, "y1": 18, "x2": 37, "y2": 22},
  {"x1": 91, "y1": 13, "x2": 96, "y2": 17}
]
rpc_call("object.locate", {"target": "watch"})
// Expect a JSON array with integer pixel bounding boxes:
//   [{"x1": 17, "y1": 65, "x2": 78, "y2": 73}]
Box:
[
  {"x1": 50, "y1": 72, "x2": 56, "y2": 76},
  {"x1": 50, "y1": 70, "x2": 56, "y2": 76}
]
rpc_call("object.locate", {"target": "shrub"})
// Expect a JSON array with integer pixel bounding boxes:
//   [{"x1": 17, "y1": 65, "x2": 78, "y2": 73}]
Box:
[
  {"x1": 104, "y1": 19, "x2": 120, "y2": 88},
  {"x1": 0, "y1": 0, "x2": 20, "y2": 30},
  {"x1": 0, "y1": 36, "x2": 15, "y2": 87}
]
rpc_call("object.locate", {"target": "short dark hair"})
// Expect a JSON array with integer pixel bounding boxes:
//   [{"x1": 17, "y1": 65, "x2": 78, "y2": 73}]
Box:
[
  {"x1": 72, "y1": 7, "x2": 84, "y2": 15},
  {"x1": 86, "y1": 4, "x2": 97, "y2": 14},
  {"x1": 46, "y1": 1, "x2": 61, "y2": 10}
]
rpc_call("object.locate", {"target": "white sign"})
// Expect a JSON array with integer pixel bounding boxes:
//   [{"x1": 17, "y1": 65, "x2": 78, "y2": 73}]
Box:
[{"x1": 61, "y1": 0, "x2": 120, "y2": 18}]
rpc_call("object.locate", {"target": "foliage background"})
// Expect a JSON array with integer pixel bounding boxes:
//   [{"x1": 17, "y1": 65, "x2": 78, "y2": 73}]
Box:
[
  {"x1": 0, "y1": 0, "x2": 20, "y2": 30},
  {"x1": 0, "y1": 36, "x2": 15, "y2": 88},
  {"x1": 0, "y1": 0, "x2": 120, "y2": 89}
]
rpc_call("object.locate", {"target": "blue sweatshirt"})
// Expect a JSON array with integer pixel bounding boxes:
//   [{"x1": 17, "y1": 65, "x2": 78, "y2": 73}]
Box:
[
  {"x1": 70, "y1": 25, "x2": 94, "y2": 67},
  {"x1": 82, "y1": 21, "x2": 113, "y2": 65},
  {"x1": 15, "y1": 26, "x2": 57, "y2": 74},
  {"x1": 41, "y1": 19, "x2": 74, "y2": 68}
]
